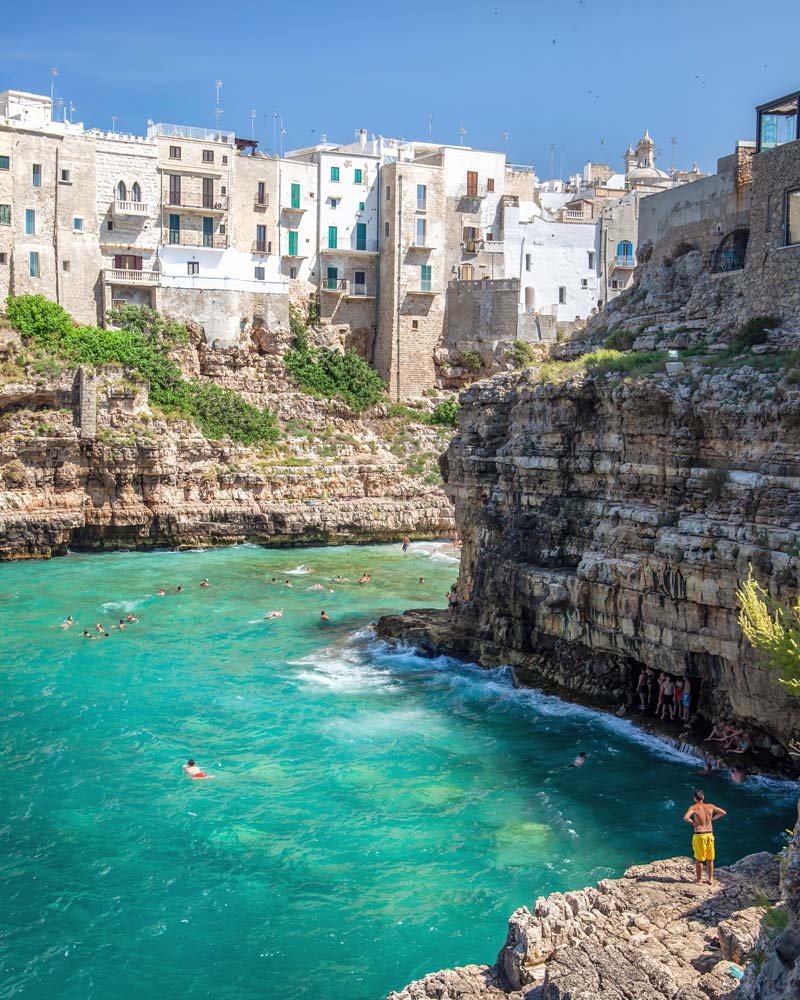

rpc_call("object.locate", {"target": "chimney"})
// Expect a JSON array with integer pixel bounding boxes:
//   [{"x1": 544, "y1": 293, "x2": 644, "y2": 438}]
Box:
[{"x1": 358, "y1": 128, "x2": 367, "y2": 151}]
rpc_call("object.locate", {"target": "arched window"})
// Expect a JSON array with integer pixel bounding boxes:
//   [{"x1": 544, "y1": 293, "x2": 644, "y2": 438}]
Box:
[
  {"x1": 117, "y1": 180, "x2": 127, "y2": 202},
  {"x1": 617, "y1": 240, "x2": 634, "y2": 265},
  {"x1": 131, "y1": 182, "x2": 141, "y2": 203},
  {"x1": 712, "y1": 229, "x2": 749, "y2": 273}
]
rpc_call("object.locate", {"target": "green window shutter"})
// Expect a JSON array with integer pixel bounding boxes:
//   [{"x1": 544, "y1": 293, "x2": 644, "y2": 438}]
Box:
[
  {"x1": 291, "y1": 183, "x2": 300, "y2": 209},
  {"x1": 169, "y1": 213, "x2": 180, "y2": 243},
  {"x1": 328, "y1": 225, "x2": 337, "y2": 249},
  {"x1": 326, "y1": 266, "x2": 338, "y2": 289},
  {"x1": 202, "y1": 217, "x2": 213, "y2": 247},
  {"x1": 330, "y1": 166, "x2": 339, "y2": 182},
  {"x1": 421, "y1": 264, "x2": 432, "y2": 291},
  {"x1": 354, "y1": 168, "x2": 363, "y2": 184},
  {"x1": 358, "y1": 201, "x2": 365, "y2": 211},
  {"x1": 288, "y1": 230, "x2": 298, "y2": 256},
  {"x1": 355, "y1": 223, "x2": 366, "y2": 251}
]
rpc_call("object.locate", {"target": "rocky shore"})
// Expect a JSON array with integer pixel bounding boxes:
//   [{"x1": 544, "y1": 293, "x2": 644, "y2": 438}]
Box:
[{"x1": 388, "y1": 850, "x2": 783, "y2": 1000}]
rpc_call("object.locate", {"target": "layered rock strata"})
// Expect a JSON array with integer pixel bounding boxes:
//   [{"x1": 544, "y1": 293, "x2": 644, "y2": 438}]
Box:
[
  {"x1": 422, "y1": 363, "x2": 800, "y2": 754},
  {"x1": 389, "y1": 852, "x2": 780, "y2": 1000}
]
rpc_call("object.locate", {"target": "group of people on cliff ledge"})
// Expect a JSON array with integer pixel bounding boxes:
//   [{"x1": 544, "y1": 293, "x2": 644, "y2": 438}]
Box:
[{"x1": 636, "y1": 668, "x2": 693, "y2": 721}]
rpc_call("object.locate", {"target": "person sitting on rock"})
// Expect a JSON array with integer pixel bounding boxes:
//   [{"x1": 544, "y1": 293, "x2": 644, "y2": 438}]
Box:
[{"x1": 704, "y1": 720, "x2": 730, "y2": 743}]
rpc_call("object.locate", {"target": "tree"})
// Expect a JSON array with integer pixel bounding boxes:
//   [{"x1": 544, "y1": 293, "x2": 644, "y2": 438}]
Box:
[{"x1": 737, "y1": 568, "x2": 800, "y2": 698}]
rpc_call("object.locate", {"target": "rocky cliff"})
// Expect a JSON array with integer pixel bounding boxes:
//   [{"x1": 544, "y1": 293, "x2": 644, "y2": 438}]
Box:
[
  {"x1": 0, "y1": 321, "x2": 454, "y2": 558},
  {"x1": 389, "y1": 851, "x2": 781, "y2": 1000},
  {"x1": 433, "y1": 358, "x2": 800, "y2": 754}
]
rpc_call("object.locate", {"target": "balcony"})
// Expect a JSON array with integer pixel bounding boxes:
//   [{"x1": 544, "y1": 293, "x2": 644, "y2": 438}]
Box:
[
  {"x1": 321, "y1": 278, "x2": 348, "y2": 293},
  {"x1": 406, "y1": 281, "x2": 437, "y2": 296},
  {"x1": 565, "y1": 209, "x2": 585, "y2": 220},
  {"x1": 320, "y1": 278, "x2": 375, "y2": 299},
  {"x1": 320, "y1": 238, "x2": 378, "y2": 255},
  {"x1": 252, "y1": 240, "x2": 272, "y2": 255},
  {"x1": 456, "y1": 184, "x2": 487, "y2": 201},
  {"x1": 482, "y1": 240, "x2": 504, "y2": 254},
  {"x1": 462, "y1": 240, "x2": 479, "y2": 254},
  {"x1": 615, "y1": 256, "x2": 636, "y2": 269},
  {"x1": 163, "y1": 229, "x2": 228, "y2": 249},
  {"x1": 282, "y1": 248, "x2": 307, "y2": 260},
  {"x1": 105, "y1": 268, "x2": 160, "y2": 285},
  {"x1": 112, "y1": 199, "x2": 149, "y2": 219},
  {"x1": 165, "y1": 195, "x2": 228, "y2": 214},
  {"x1": 282, "y1": 202, "x2": 306, "y2": 215},
  {"x1": 254, "y1": 195, "x2": 269, "y2": 209}
]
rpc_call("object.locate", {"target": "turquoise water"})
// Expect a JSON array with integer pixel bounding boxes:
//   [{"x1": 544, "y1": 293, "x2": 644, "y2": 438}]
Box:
[{"x1": 0, "y1": 543, "x2": 795, "y2": 1000}]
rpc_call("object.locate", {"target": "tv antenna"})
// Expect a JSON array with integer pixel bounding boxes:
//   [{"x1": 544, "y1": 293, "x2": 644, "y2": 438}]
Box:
[
  {"x1": 549, "y1": 143, "x2": 555, "y2": 178},
  {"x1": 271, "y1": 111, "x2": 279, "y2": 157},
  {"x1": 68, "y1": 101, "x2": 75, "y2": 124},
  {"x1": 428, "y1": 112, "x2": 433, "y2": 140},
  {"x1": 111, "y1": 114, "x2": 118, "y2": 134},
  {"x1": 670, "y1": 136, "x2": 678, "y2": 175},
  {"x1": 250, "y1": 108, "x2": 257, "y2": 140},
  {"x1": 49, "y1": 67, "x2": 58, "y2": 106},
  {"x1": 459, "y1": 122, "x2": 466, "y2": 146},
  {"x1": 214, "y1": 80, "x2": 223, "y2": 132}
]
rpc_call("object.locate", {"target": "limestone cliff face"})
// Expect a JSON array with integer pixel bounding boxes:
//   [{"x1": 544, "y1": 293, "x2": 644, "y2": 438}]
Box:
[
  {"x1": 442, "y1": 364, "x2": 800, "y2": 753},
  {"x1": 0, "y1": 325, "x2": 454, "y2": 558}
]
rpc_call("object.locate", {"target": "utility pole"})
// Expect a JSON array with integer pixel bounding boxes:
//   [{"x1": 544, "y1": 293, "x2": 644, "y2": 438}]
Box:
[
  {"x1": 549, "y1": 143, "x2": 555, "y2": 180},
  {"x1": 49, "y1": 67, "x2": 57, "y2": 107},
  {"x1": 671, "y1": 136, "x2": 678, "y2": 179},
  {"x1": 250, "y1": 109, "x2": 257, "y2": 140},
  {"x1": 111, "y1": 114, "x2": 117, "y2": 133},
  {"x1": 271, "y1": 112, "x2": 278, "y2": 157},
  {"x1": 459, "y1": 122, "x2": 466, "y2": 146},
  {"x1": 428, "y1": 112, "x2": 433, "y2": 139},
  {"x1": 280, "y1": 116, "x2": 286, "y2": 158}
]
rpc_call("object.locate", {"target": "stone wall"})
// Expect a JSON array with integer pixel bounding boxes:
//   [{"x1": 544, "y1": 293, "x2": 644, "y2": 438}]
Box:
[{"x1": 156, "y1": 285, "x2": 289, "y2": 347}]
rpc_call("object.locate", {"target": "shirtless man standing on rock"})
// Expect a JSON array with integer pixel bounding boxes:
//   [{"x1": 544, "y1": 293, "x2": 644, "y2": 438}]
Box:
[{"x1": 683, "y1": 789, "x2": 727, "y2": 885}]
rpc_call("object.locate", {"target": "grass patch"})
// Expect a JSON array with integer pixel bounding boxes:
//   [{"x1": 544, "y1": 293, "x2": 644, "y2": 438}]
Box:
[
  {"x1": 729, "y1": 315, "x2": 781, "y2": 353},
  {"x1": 535, "y1": 348, "x2": 667, "y2": 384},
  {"x1": 5, "y1": 296, "x2": 278, "y2": 446},
  {"x1": 505, "y1": 341, "x2": 538, "y2": 369}
]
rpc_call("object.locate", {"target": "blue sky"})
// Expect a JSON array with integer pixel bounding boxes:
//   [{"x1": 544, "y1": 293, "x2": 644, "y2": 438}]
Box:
[{"x1": 3, "y1": 0, "x2": 798, "y2": 177}]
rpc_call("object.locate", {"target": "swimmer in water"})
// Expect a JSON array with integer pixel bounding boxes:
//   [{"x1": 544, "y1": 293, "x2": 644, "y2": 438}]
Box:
[
  {"x1": 60, "y1": 615, "x2": 74, "y2": 628},
  {"x1": 157, "y1": 588, "x2": 166, "y2": 596},
  {"x1": 402, "y1": 535, "x2": 410, "y2": 552},
  {"x1": 81, "y1": 630, "x2": 95, "y2": 639},
  {"x1": 419, "y1": 577, "x2": 425, "y2": 584},
  {"x1": 358, "y1": 573, "x2": 370, "y2": 584},
  {"x1": 126, "y1": 614, "x2": 139, "y2": 623},
  {"x1": 308, "y1": 583, "x2": 325, "y2": 591},
  {"x1": 320, "y1": 611, "x2": 330, "y2": 621},
  {"x1": 183, "y1": 759, "x2": 207, "y2": 779},
  {"x1": 95, "y1": 623, "x2": 104, "y2": 633},
  {"x1": 200, "y1": 579, "x2": 210, "y2": 588},
  {"x1": 572, "y1": 752, "x2": 587, "y2": 768},
  {"x1": 285, "y1": 580, "x2": 293, "y2": 588},
  {"x1": 265, "y1": 609, "x2": 284, "y2": 620},
  {"x1": 271, "y1": 578, "x2": 278, "y2": 584},
  {"x1": 731, "y1": 765, "x2": 747, "y2": 785},
  {"x1": 116, "y1": 619, "x2": 126, "y2": 630}
]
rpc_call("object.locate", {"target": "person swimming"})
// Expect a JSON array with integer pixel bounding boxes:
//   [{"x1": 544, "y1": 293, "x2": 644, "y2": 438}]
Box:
[
  {"x1": 126, "y1": 614, "x2": 139, "y2": 622},
  {"x1": 285, "y1": 580, "x2": 293, "y2": 588},
  {"x1": 200, "y1": 579, "x2": 210, "y2": 588},
  {"x1": 418, "y1": 577, "x2": 425, "y2": 584},
  {"x1": 572, "y1": 752, "x2": 587, "y2": 768},
  {"x1": 116, "y1": 619, "x2": 125, "y2": 630},
  {"x1": 157, "y1": 589, "x2": 166, "y2": 596},
  {"x1": 95, "y1": 623, "x2": 104, "y2": 633},
  {"x1": 402, "y1": 535, "x2": 410, "y2": 552},
  {"x1": 271, "y1": 578, "x2": 278, "y2": 584},
  {"x1": 81, "y1": 630, "x2": 94, "y2": 639},
  {"x1": 265, "y1": 609, "x2": 284, "y2": 619},
  {"x1": 308, "y1": 583, "x2": 325, "y2": 591},
  {"x1": 358, "y1": 573, "x2": 370, "y2": 584},
  {"x1": 60, "y1": 615, "x2": 74, "y2": 628},
  {"x1": 183, "y1": 759, "x2": 207, "y2": 779},
  {"x1": 320, "y1": 611, "x2": 330, "y2": 622}
]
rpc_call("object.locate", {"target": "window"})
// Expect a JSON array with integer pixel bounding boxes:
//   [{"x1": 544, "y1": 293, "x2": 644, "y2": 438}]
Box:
[
  {"x1": 617, "y1": 240, "x2": 634, "y2": 264},
  {"x1": 558, "y1": 286, "x2": 567, "y2": 304},
  {"x1": 326, "y1": 265, "x2": 338, "y2": 290},
  {"x1": 169, "y1": 213, "x2": 180, "y2": 244},
  {"x1": 328, "y1": 225, "x2": 338, "y2": 249},
  {"x1": 0, "y1": 252, "x2": 6, "y2": 264},
  {"x1": 25, "y1": 208, "x2": 35, "y2": 235},
  {"x1": 32, "y1": 164, "x2": 41, "y2": 187},
  {"x1": 525, "y1": 253, "x2": 531, "y2": 271},
  {"x1": 587, "y1": 250, "x2": 595, "y2": 269},
  {"x1": 254, "y1": 266, "x2": 265, "y2": 280},
  {"x1": 62, "y1": 260, "x2": 70, "y2": 272},
  {"x1": 255, "y1": 224, "x2": 267, "y2": 252},
  {"x1": 581, "y1": 278, "x2": 588, "y2": 288},
  {"x1": 330, "y1": 198, "x2": 339, "y2": 209},
  {"x1": 787, "y1": 189, "x2": 800, "y2": 246},
  {"x1": 222, "y1": 155, "x2": 228, "y2": 164},
  {"x1": 73, "y1": 217, "x2": 83, "y2": 232},
  {"x1": 202, "y1": 177, "x2": 214, "y2": 209},
  {"x1": 131, "y1": 182, "x2": 141, "y2": 203},
  {"x1": 466, "y1": 171, "x2": 478, "y2": 197},
  {"x1": 358, "y1": 201, "x2": 365, "y2": 211},
  {"x1": 0, "y1": 204, "x2": 9, "y2": 226},
  {"x1": 411, "y1": 320, "x2": 419, "y2": 331},
  {"x1": 459, "y1": 263, "x2": 473, "y2": 280},
  {"x1": 330, "y1": 166, "x2": 340, "y2": 182},
  {"x1": 355, "y1": 222, "x2": 366, "y2": 251},
  {"x1": 256, "y1": 181, "x2": 266, "y2": 205},
  {"x1": 291, "y1": 182, "x2": 301, "y2": 209},
  {"x1": 187, "y1": 261, "x2": 199, "y2": 275},
  {"x1": 107, "y1": 221, "x2": 114, "y2": 231},
  {"x1": 354, "y1": 269, "x2": 366, "y2": 290},
  {"x1": 60, "y1": 168, "x2": 71, "y2": 183},
  {"x1": 114, "y1": 254, "x2": 143, "y2": 271},
  {"x1": 219, "y1": 223, "x2": 226, "y2": 234},
  {"x1": 117, "y1": 181, "x2": 127, "y2": 201},
  {"x1": 289, "y1": 266, "x2": 296, "y2": 279},
  {"x1": 0, "y1": 155, "x2": 9, "y2": 170},
  {"x1": 416, "y1": 184, "x2": 427, "y2": 211},
  {"x1": 611, "y1": 279, "x2": 620, "y2": 289},
  {"x1": 169, "y1": 145, "x2": 181, "y2": 159},
  {"x1": 202, "y1": 217, "x2": 214, "y2": 247},
  {"x1": 384, "y1": 221, "x2": 390, "y2": 237},
  {"x1": 203, "y1": 149, "x2": 214, "y2": 163},
  {"x1": 421, "y1": 264, "x2": 432, "y2": 292},
  {"x1": 487, "y1": 177, "x2": 495, "y2": 192},
  {"x1": 385, "y1": 186, "x2": 391, "y2": 201},
  {"x1": 415, "y1": 218, "x2": 426, "y2": 246},
  {"x1": 354, "y1": 168, "x2": 363, "y2": 183},
  {"x1": 29, "y1": 251, "x2": 39, "y2": 277},
  {"x1": 288, "y1": 230, "x2": 299, "y2": 256},
  {"x1": 169, "y1": 174, "x2": 181, "y2": 206}
]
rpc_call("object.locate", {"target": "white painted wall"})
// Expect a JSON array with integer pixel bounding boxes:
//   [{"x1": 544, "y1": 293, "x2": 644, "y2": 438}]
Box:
[
  {"x1": 277, "y1": 158, "x2": 317, "y2": 283},
  {"x1": 158, "y1": 246, "x2": 287, "y2": 293},
  {"x1": 504, "y1": 210, "x2": 599, "y2": 321},
  {"x1": 318, "y1": 150, "x2": 380, "y2": 253},
  {"x1": 441, "y1": 146, "x2": 505, "y2": 236}
]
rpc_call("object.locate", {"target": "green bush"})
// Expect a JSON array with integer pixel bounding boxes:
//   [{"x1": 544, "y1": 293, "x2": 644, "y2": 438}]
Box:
[
  {"x1": 427, "y1": 398, "x2": 460, "y2": 427},
  {"x1": 106, "y1": 304, "x2": 188, "y2": 348},
  {"x1": 289, "y1": 304, "x2": 307, "y2": 339},
  {"x1": 5, "y1": 295, "x2": 277, "y2": 445},
  {"x1": 458, "y1": 350, "x2": 482, "y2": 373},
  {"x1": 506, "y1": 341, "x2": 537, "y2": 369},
  {"x1": 730, "y1": 315, "x2": 780, "y2": 353},
  {"x1": 603, "y1": 326, "x2": 636, "y2": 351},
  {"x1": 284, "y1": 336, "x2": 385, "y2": 414}
]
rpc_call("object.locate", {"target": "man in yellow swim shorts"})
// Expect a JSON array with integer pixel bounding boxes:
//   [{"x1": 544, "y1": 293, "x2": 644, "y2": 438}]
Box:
[{"x1": 683, "y1": 789, "x2": 727, "y2": 884}]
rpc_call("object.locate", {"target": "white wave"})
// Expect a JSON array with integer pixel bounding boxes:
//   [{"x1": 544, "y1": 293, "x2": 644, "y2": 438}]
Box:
[
  {"x1": 289, "y1": 646, "x2": 395, "y2": 694},
  {"x1": 101, "y1": 598, "x2": 147, "y2": 613},
  {"x1": 284, "y1": 565, "x2": 313, "y2": 576},
  {"x1": 407, "y1": 541, "x2": 461, "y2": 564}
]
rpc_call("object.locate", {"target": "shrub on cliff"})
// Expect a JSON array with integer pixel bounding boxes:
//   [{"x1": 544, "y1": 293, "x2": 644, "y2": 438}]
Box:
[
  {"x1": 5, "y1": 295, "x2": 277, "y2": 446},
  {"x1": 284, "y1": 336, "x2": 385, "y2": 414},
  {"x1": 506, "y1": 341, "x2": 538, "y2": 369},
  {"x1": 427, "y1": 398, "x2": 460, "y2": 428},
  {"x1": 738, "y1": 568, "x2": 800, "y2": 698},
  {"x1": 730, "y1": 315, "x2": 781, "y2": 353}
]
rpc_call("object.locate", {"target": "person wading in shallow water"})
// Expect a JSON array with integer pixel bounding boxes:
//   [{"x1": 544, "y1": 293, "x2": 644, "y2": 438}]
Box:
[{"x1": 683, "y1": 789, "x2": 727, "y2": 885}]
